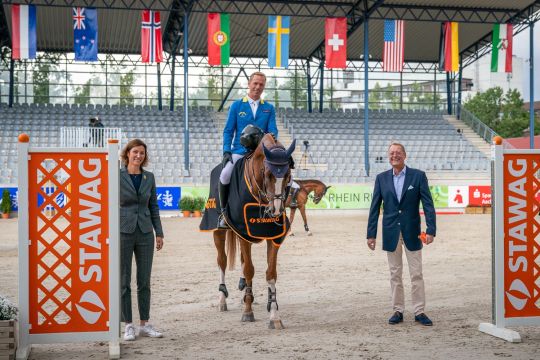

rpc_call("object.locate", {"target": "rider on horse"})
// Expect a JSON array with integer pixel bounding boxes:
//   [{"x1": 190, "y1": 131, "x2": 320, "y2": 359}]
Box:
[{"x1": 218, "y1": 72, "x2": 279, "y2": 229}]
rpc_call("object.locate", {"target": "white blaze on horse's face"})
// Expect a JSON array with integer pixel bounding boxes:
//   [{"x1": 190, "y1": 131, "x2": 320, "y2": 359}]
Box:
[{"x1": 273, "y1": 177, "x2": 284, "y2": 216}]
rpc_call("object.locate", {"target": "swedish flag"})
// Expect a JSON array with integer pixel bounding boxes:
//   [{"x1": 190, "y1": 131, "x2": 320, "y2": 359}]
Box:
[{"x1": 268, "y1": 16, "x2": 290, "y2": 69}]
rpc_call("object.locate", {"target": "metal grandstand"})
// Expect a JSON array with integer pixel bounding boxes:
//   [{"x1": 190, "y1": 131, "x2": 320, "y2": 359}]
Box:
[{"x1": 1, "y1": 0, "x2": 539, "y2": 174}]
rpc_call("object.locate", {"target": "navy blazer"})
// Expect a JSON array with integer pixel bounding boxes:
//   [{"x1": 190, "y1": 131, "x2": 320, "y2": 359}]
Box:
[{"x1": 367, "y1": 166, "x2": 436, "y2": 252}]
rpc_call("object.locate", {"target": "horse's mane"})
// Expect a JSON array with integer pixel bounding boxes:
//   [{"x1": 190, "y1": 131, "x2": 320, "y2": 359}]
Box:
[{"x1": 296, "y1": 179, "x2": 325, "y2": 187}]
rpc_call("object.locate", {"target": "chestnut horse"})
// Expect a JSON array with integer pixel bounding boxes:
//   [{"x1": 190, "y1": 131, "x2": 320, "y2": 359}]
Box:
[
  {"x1": 285, "y1": 179, "x2": 330, "y2": 236},
  {"x1": 213, "y1": 134, "x2": 295, "y2": 329}
]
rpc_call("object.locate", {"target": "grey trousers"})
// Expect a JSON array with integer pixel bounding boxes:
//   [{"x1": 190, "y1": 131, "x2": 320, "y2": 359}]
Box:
[{"x1": 121, "y1": 225, "x2": 155, "y2": 322}]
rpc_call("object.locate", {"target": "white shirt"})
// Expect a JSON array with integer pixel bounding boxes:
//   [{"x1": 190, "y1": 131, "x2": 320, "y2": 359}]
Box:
[
  {"x1": 393, "y1": 166, "x2": 406, "y2": 201},
  {"x1": 247, "y1": 96, "x2": 259, "y2": 118}
]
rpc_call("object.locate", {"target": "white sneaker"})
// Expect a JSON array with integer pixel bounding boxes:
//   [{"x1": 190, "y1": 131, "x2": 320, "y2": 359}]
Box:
[
  {"x1": 123, "y1": 324, "x2": 136, "y2": 341},
  {"x1": 139, "y1": 324, "x2": 163, "y2": 338}
]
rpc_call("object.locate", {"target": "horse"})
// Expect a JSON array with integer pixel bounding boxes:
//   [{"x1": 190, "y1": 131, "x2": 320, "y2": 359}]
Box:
[
  {"x1": 212, "y1": 134, "x2": 295, "y2": 329},
  {"x1": 285, "y1": 179, "x2": 330, "y2": 236}
]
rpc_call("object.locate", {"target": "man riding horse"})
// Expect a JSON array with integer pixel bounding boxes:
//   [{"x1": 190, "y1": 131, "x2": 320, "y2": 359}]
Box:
[{"x1": 218, "y1": 71, "x2": 294, "y2": 228}]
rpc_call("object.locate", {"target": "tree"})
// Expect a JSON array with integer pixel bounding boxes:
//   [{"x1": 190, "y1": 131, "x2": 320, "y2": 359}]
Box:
[
  {"x1": 32, "y1": 54, "x2": 61, "y2": 104},
  {"x1": 280, "y1": 68, "x2": 307, "y2": 110},
  {"x1": 464, "y1": 87, "x2": 537, "y2": 138},
  {"x1": 463, "y1": 86, "x2": 504, "y2": 129},
  {"x1": 120, "y1": 70, "x2": 135, "y2": 106},
  {"x1": 382, "y1": 82, "x2": 400, "y2": 109},
  {"x1": 74, "y1": 79, "x2": 91, "y2": 105},
  {"x1": 368, "y1": 82, "x2": 383, "y2": 110}
]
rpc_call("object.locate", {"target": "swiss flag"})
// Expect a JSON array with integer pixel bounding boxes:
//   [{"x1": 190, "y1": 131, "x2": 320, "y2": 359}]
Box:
[{"x1": 325, "y1": 17, "x2": 347, "y2": 69}]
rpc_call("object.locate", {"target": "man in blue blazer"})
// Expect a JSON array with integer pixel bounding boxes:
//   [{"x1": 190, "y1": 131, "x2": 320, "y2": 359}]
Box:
[
  {"x1": 367, "y1": 143, "x2": 436, "y2": 326},
  {"x1": 218, "y1": 71, "x2": 278, "y2": 228}
]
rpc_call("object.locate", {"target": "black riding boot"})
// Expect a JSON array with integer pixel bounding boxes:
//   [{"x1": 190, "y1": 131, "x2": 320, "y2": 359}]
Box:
[
  {"x1": 290, "y1": 187, "x2": 300, "y2": 208},
  {"x1": 218, "y1": 182, "x2": 230, "y2": 229}
]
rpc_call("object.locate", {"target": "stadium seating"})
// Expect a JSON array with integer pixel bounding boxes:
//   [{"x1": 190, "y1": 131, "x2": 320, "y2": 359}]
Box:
[{"x1": 0, "y1": 104, "x2": 489, "y2": 185}]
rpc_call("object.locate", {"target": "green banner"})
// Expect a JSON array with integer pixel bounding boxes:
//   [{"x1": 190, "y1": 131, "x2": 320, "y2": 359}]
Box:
[{"x1": 180, "y1": 184, "x2": 449, "y2": 210}]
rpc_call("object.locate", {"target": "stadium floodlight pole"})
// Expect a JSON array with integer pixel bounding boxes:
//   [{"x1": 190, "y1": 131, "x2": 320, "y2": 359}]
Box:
[
  {"x1": 363, "y1": 16, "x2": 370, "y2": 177},
  {"x1": 8, "y1": 57, "x2": 14, "y2": 108},
  {"x1": 319, "y1": 60, "x2": 324, "y2": 113},
  {"x1": 183, "y1": 7, "x2": 190, "y2": 171},
  {"x1": 157, "y1": 63, "x2": 162, "y2": 111},
  {"x1": 306, "y1": 59, "x2": 312, "y2": 113},
  {"x1": 446, "y1": 72, "x2": 452, "y2": 115},
  {"x1": 457, "y1": 56, "x2": 463, "y2": 119},
  {"x1": 530, "y1": 21, "x2": 535, "y2": 149}
]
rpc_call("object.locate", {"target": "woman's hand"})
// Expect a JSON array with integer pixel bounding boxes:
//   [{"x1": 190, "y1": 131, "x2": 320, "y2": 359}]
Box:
[{"x1": 156, "y1": 236, "x2": 164, "y2": 251}]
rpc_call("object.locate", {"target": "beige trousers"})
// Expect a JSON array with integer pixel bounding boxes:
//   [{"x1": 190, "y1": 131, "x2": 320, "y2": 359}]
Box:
[{"x1": 386, "y1": 238, "x2": 425, "y2": 315}]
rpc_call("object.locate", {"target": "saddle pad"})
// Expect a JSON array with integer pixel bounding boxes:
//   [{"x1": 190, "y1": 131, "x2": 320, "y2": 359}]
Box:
[
  {"x1": 226, "y1": 156, "x2": 290, "y2": 246},
  {"x1": 199, "y1": 164, "x2": 221, "y2": 231}
]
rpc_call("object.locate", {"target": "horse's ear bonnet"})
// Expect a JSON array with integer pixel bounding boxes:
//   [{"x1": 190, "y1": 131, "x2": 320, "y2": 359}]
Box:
[
  {"x1": 262, "y1": 140, "x2": 296, "y2": 178},
  {"x1": 240, "y1": 125, "x2": 265, "y2": 151}
]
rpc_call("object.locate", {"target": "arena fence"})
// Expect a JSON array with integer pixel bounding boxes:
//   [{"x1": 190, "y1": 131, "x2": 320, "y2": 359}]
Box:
[
  {"x1": 479, "y1": 139, "x2": 540, "y2": 342},
  {"x1": 60, "y1": 127, "x2": 122, "y2": 148},
  {"x1": 17, "y1": 135, "x2": 121, "y2": 359}
]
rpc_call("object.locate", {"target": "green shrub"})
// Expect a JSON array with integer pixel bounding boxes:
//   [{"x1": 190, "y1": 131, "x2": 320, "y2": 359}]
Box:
[
  {"x1": 0, "y1": 189, "x2": 11, "y2": 214},
  {"x1": 194, "y1": 197, "x2": 207, "y2": 212},
  {"x1": 179, "y1": 196, "x2": 195, "y2": 212},
  {"x1": 0, "y1": 295, "x2": 18, "y2": 320}
]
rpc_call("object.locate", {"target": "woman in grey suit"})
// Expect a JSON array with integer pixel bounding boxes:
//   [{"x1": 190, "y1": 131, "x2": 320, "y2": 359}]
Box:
[{"x1": 120, "y1": 139, "x2": 164, "y2": 341}]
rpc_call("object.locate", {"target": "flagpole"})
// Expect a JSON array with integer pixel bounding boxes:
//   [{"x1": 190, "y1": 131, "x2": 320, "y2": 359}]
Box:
[
  {"x1": 363, "y1": 17, "x2": 370, "y2": 177},
  {"x1": 183, "y1": 9, "x2": 190, "y2": 171},
  {"x1": 319, "y1": 61, "x2": 324, "y2": 113},
  {"x1": 457, "y1": 56, "x2": 463, "y2": 120},
  {"x1": 306, "y1": 60, "x2": 312, "y2": 113},
  {"x1": 529, "y1": 21, "x2": 535, "y2": 149},
  {"x1": 157, "y1": 63, "x2": 162, "y2": 111}
]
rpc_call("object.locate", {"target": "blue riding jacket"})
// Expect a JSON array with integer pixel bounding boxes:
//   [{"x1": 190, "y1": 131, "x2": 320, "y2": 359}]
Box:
[{"x1": 223, "y1": 97, "x2": 278, "y2": 155}]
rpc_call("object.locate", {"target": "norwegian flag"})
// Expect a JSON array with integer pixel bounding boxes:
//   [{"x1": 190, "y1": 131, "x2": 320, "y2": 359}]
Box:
[
  {"x1": 141, "y1": 10, "x2": 163, "y2": 63},
  {"x1": 383, "y1": 19, "x2": 405, "y2": 72}
]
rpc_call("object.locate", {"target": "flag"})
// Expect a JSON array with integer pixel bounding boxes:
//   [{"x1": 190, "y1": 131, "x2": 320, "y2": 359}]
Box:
[
  {"x1": 11, "y1": 4, "x2": 37, "y2": 60},
  {"x1": 383, "y1": 19, "x2": 404, "y2": 72},
  {"x1": 439, "y1": 22, "x2": 459, "y2": 72},
  {"x1": 141, "y1": 10, "x2": 163, "y2": 63},
  {"x1": 491, "y1": 23, "x2": 513, "y2": 73},
  {"x1": 207, "y1": 13, "x2": 230, "y2": 66},
  {"x1": 268, "y1": 15, "x2": 290, "y2": 69},
  {"x1": 325, "y1": 17, "x2": 347, "y2": 69},
  {"x1": 73, "y1": 7, "x2": 98, "y2": 61}
]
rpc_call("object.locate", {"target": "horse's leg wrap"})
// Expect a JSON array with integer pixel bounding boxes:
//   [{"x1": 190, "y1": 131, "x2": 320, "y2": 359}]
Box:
[
  {"x1": 243, "y1": 286, "x2": 254, "y2": 303},
  {"x1": 238, "y1": 277, "x2": 247, "y2": 291},
  {"x1": 304, "y1": 224, "x2": 310, "y2": 232},
  {"x1": 219, "y1": 283, "x2": 229, "y2": 298},
  {"x1": 267, "y1": 287, "x2": 279, "y2": 312}
]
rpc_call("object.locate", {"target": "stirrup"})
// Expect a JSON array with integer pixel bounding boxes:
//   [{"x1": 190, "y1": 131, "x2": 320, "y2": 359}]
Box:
[{"x1": 217, "y1": 214, "x2": 230, "y2": 229}]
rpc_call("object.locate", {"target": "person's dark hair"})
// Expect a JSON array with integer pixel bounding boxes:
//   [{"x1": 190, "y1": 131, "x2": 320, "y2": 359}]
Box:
[{"x1": 121, "y1": 139, "x2": 149, "y2": 167}]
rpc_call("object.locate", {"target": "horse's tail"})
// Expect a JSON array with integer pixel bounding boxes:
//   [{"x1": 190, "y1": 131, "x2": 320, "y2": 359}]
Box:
[{"x1": 226, "y1": 230, "x2": 237, "y2": 270}]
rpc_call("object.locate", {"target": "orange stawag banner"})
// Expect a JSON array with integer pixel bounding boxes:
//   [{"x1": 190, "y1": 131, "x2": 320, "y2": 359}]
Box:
[
  {"x1": 503, "y1": 154, "x2": 540, "y2": 319},
  {"x1": 28, "y1": 153, "x2": 109, "y2": 333}
]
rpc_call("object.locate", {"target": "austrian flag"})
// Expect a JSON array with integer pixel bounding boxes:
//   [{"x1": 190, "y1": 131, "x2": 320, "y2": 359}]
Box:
[
  {"x1": 325, "y1": 17, "x2": 347, "y2": 69},
  {"x1": 141, "y1": 10, "x2": 163, "y2": 63}
]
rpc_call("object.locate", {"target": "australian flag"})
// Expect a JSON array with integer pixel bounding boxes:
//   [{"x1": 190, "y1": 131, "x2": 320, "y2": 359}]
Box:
[{"x1": 73, "y1": 7, "x2": 98, "y2": 61}]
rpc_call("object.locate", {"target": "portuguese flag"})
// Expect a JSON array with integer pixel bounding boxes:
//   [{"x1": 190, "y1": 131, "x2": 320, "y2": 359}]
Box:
[
  {"x1": 208, "y1": 13, "x2": 230, "y2": 66},
  {"x1": 491, "y1": 23, "x2": 513, "y2": 73}
]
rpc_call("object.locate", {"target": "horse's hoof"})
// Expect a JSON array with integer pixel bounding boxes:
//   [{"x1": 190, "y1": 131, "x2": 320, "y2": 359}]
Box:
[
  {"x1": 268, "y1": 320, "x2": 285, "y2": 329},
  {"x1": 289, "y1": 232, "x2": 295, "y2": 237},
  {"x1": 218, "y1": 303, "x2": 228, "y2": 312},
  {"x1": 238, "y1": 277, "x2": 247, "y2": 291},
  {"x1": 241, "y1": 312, "x2": 255, "y2": 322},
  {"x1": 307, "y1": 231, "x2": 313, "y2": 236}
]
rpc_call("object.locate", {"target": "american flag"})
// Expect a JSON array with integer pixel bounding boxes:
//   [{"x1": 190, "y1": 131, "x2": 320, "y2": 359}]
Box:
[{"x1": 383, "y1": 19, "x2": 404, "y2": 72}]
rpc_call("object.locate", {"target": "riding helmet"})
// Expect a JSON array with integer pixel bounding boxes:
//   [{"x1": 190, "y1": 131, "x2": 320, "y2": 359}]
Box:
[{"x1": 240, "y1": 125, "x2": 264, "y2": 151}]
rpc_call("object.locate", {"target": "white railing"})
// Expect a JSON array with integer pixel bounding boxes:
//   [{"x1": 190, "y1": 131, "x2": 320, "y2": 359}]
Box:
[{"x1": 60, "y1": 127, "x2": 122, "y2": 148}]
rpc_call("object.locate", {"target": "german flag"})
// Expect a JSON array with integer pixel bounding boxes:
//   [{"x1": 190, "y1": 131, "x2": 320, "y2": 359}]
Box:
[{"x1": 439, "y1": 22, "x2": 459, "y2": 72}]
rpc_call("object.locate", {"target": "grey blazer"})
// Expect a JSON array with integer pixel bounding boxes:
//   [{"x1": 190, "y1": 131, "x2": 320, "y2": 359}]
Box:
[{"x1": 120, "y1": 167, "x2": 164, "y2": 237}]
